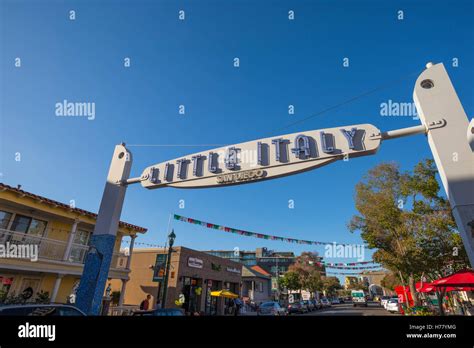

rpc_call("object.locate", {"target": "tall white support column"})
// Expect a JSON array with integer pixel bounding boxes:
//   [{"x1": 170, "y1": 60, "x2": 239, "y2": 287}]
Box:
[
  {"x1": 414, "y1": 62, "x2": 474, "y2": 267},
  {"x1": 76, "y1": 144, "x2": 133, "y2": 315},
  {"x1": 63, "y1": 220, "x2": 80, "y2": 261},
  {"x1": 51, "y1": 274, "x2": 64, "y2": 302}
]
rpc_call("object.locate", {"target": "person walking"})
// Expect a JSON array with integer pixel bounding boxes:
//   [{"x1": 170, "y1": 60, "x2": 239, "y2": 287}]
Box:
[{"x1": 140, "y1": 294, "x2": 152, "y2": 310}]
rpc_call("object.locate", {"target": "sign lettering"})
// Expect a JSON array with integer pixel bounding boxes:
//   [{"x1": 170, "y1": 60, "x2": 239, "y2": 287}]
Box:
[{"x1": 141, "y1": 124, "x2": 381, "y2": 189}]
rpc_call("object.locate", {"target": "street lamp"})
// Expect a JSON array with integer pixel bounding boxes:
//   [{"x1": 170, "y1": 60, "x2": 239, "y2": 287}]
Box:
[{"x1": 161, "y1": 229, "x2": 176, "y2": 308}]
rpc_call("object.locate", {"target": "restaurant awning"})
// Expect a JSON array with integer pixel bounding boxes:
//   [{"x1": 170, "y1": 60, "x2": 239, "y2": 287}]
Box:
[
  {"x1": 432, "y1": 269, "x2": 474, "y2": 289},
  {"x1": 210, "y1": 290, "x2": 239, "y2": 299},
  {"x1": 416, "y1": 282, "x2": 436, "y2": 293}
]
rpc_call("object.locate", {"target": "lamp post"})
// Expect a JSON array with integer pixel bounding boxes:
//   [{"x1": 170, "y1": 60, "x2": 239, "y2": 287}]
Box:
[{"x1": 161, "y1": 229, "x2": 176, "y2": 309}]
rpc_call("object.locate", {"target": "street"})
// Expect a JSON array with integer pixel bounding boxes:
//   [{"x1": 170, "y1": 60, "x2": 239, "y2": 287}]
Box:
[{"x1": 301, "y1": 302, "x2": 399, "y2": 316}]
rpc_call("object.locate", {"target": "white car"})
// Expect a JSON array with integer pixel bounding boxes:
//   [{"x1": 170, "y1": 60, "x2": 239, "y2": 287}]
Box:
[
  {"x1": 386, "y1": 298, "x2": 400, "y2": 313},
  {"x1": 384, "y1": 296, "x2": 398, "y2": 309},
  {"x1": 380, "y1": 296, "x2": 390, "y2": 308}
]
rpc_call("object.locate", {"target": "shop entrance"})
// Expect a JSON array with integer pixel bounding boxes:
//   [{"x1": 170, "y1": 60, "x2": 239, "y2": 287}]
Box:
[
  {"x1": 205, "y1": 280, "x2": 220, "y2": 315},
  {"x1": 182, "y1": 277, "x2": 202, "y2": 314}
]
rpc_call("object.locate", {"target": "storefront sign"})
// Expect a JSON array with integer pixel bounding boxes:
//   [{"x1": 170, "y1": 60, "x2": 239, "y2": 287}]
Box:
[
  {"x1": 188, "y1": 257, "x2": 203, "y2": 269},
  {"x1": 226, "y1": 267, "x2": 241, "y2": 274},
  {"x1": 152, "y1": 254, "x2": 168, "y2": 282},
  {"x1": 141, "y1": 124, "x2": 382, "y2": 189}
]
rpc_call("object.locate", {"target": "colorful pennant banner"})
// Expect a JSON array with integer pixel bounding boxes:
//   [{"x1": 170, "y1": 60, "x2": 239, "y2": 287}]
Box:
[
  {"x1": 325, "y1": 269, "x2": 384, "y2": 275},
  {"x1": 121, "y1": 240, "x2": 165, "y2": 248},
  {"x1": 324, "y1": 265, "x2": 382, "y2": 270},
  {"x1": 323, "y1": 261, "x2": 378, "y2": 267},
  {"x1": 174, "y1": 214, "x2": 360, "y2": 247}
]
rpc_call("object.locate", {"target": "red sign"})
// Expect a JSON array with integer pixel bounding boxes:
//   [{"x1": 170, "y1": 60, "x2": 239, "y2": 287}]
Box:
[
  {"x1": 394, "y1": 285, "x2": 414, "y2": 307},
  {"x1": 2, "y1": 277, "x2": 13, "y2": 285}
]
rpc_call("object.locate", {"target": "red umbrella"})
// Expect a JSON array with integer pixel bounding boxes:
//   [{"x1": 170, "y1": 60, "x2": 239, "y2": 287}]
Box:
[
  {"x1": 432, "y1": 269, "x2": 474, "y2": 288},
  {"x1": 416, "y1": 282, "x2": 472, "y2": 292},
  {"x1": 416, "y1": 282, "x2": 436, "y2": 293}
]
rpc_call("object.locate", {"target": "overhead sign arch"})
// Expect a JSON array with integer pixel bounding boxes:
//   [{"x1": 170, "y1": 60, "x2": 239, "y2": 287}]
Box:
[
  {"x1": 76, "y1": 62, "x2": 474, "y2": 315},
  {"x1": 140, "y1": 124, "x2": 382, "y2": 189}
]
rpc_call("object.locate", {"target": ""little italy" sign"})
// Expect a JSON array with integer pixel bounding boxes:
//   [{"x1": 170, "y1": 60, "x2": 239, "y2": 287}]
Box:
[{"x1": 140, "y1": 123, "x2": 382, "y2": 189}]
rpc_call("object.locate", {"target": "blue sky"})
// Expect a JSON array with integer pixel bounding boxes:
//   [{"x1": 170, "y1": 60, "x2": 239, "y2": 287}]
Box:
[{"x1": 1, "y1": 0, "x2": 473, "y2": 280}]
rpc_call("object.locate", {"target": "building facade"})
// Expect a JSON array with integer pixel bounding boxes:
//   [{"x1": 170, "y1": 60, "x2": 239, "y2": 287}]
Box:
[
  {"x1": 241, "y1": 265, "x2": 272, "y2": 304},
  {"x1": 204, "y1": 248, "x2": 297, "y2": 276},
  {"x1": 0, "y1": 183, "x2": 146, "y2": 304},
  {"x1": 359, "y1": 270, "x2": 389, "y2": 296},
  {"x1": 110, "y1": 246, "x2": 242, "y2": 315}
]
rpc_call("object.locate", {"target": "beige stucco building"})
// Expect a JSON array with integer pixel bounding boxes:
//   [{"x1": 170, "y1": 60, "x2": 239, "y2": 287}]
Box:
[
  {"x1": 0, "y1": 183, "x2": 147, "y2": 305},
  {"x1": 110, "y1": 246, "x2": 242, "y2": 315}
]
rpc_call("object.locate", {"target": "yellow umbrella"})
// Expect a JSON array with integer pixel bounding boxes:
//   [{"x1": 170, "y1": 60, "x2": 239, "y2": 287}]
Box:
[{"x1": 210, "y1": 290, "x2": 239, "y2": 299}]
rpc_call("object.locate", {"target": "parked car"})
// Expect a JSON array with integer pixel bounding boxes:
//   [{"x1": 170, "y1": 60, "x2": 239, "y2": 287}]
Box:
[
  {"x1": 303, "y1": 300, "x2": 315, "y2": 311},
  {"x1": 320, "y1": 298, "x2": 331, "y2": 307},
  {"x1": 132, "y1": 308, "x2": 184, "y2": 316},
  {"x1": 380, "y1": 296, "x2": 391, "y2": 308},
  {"x1": 312, "y1": 299, "x2": 322, "y2": 309},
  {"x1": 384, "y1": 296, "x2": 398, "y2": 309},
  {"x1": 386, "y1": 298, "x2": 400, "y2": 313},
  {"x1": 0, "y1": 304, "x2": 86, "y2": 316},
  {"x1": 344, "y1": 296, "x2": 352, "y2": 303},
  {"x1": 338, "y1": 297, "x2": 345, "y2": 304},
  {"x1": 257, "y1": 302, "x2": 287, "y2": 316},
  {"x1": 331, "y1": 298, "x2": 341, "y2": 305},
  {"x1": 288, "y1": 301, "x2": 308, "y2": 314}
]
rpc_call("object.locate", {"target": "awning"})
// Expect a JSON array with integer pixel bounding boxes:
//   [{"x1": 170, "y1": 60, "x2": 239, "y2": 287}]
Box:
[
  {"x1": 432, "y1": 269, "x2": 474, "y2": 289},
  {"x1": 416, "y1": 282, "x2": 436, "y2": 293},
  {"x1": 210, "y1": 290, "x2": 239, "y2": 299}
]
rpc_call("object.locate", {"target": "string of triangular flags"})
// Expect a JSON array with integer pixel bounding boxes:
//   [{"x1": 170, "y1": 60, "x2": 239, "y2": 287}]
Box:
[
  {"x1": 323, "y1": 261, "x2": 378, "y2": 267},
  {"x1": 121, "y1": 239, "x2": 165, "y2": 248},
  {"x1": 324, "y1": 265, "x2": 382, "y2": 270},
  {"x1": 174, "y1": 214, "x2": 363, "y2": 247},
  {"x1": 325, "y1": 270, "x2": 384, "y2": 275}
]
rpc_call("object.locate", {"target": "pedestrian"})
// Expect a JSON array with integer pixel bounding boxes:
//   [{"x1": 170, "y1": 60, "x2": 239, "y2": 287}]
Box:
[
  {"x1": 140, "y1": 294, "x2": 152, "y2": 310},
  {"x1": 234, "y1": 298, "x2": 243, "y2": 316}
]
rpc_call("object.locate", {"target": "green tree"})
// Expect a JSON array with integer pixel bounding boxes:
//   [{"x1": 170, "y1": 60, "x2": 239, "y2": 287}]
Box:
[
  {"x1": 380, "y1": 273, "x2": 399, "y2": 292},
  {"x1": 349, "y1": 159, "x2": 469, "y2": 306},
  {"x1": 346, "y1": 279, "x2": 368, "y2": 292},
  {"x1": 288, "y1": 251, "x2": 324, "y2": 297},
  {"x1": 322, "y1": 276, "x2": 342, "y2": 296},
  {"x1": 304, "y1": 270, "x2": 324, "y2": 296},
  {"x1": 279, "y1": 270, "x2": 302, "y2": 293}
]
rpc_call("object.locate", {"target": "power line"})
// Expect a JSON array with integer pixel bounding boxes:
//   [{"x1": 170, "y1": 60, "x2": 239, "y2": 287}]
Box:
[{"x1": 273, "y1": 70, "x2": 420, "y2": 133}]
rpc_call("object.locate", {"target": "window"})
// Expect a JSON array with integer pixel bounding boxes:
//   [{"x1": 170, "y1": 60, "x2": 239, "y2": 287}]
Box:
[
  {"x1": 69, "y1": 229, "x2": 91, "y2": 263},
  {"x1": 0, "y1": 211, "x2": 12, "y2": 229},
  {"x1": 74, "y1": 229, "x2": 90, "y2": 245},
  {"x1": 10, "y1": 215, "x2": 47, "y2": 237}
]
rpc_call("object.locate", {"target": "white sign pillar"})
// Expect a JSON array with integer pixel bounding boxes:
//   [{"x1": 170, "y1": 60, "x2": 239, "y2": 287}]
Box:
[
  {"x1": 414, "y1": 63, "x2": 474, "y2": 267},
  {"x1": 75, "y1": 144, "x2": 133, "y2": 315}
]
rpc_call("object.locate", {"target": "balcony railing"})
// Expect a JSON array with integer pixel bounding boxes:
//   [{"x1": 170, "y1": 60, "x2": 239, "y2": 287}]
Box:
[{"x1": 0, "y1": 228, "x2": 128, "y2": 270}]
